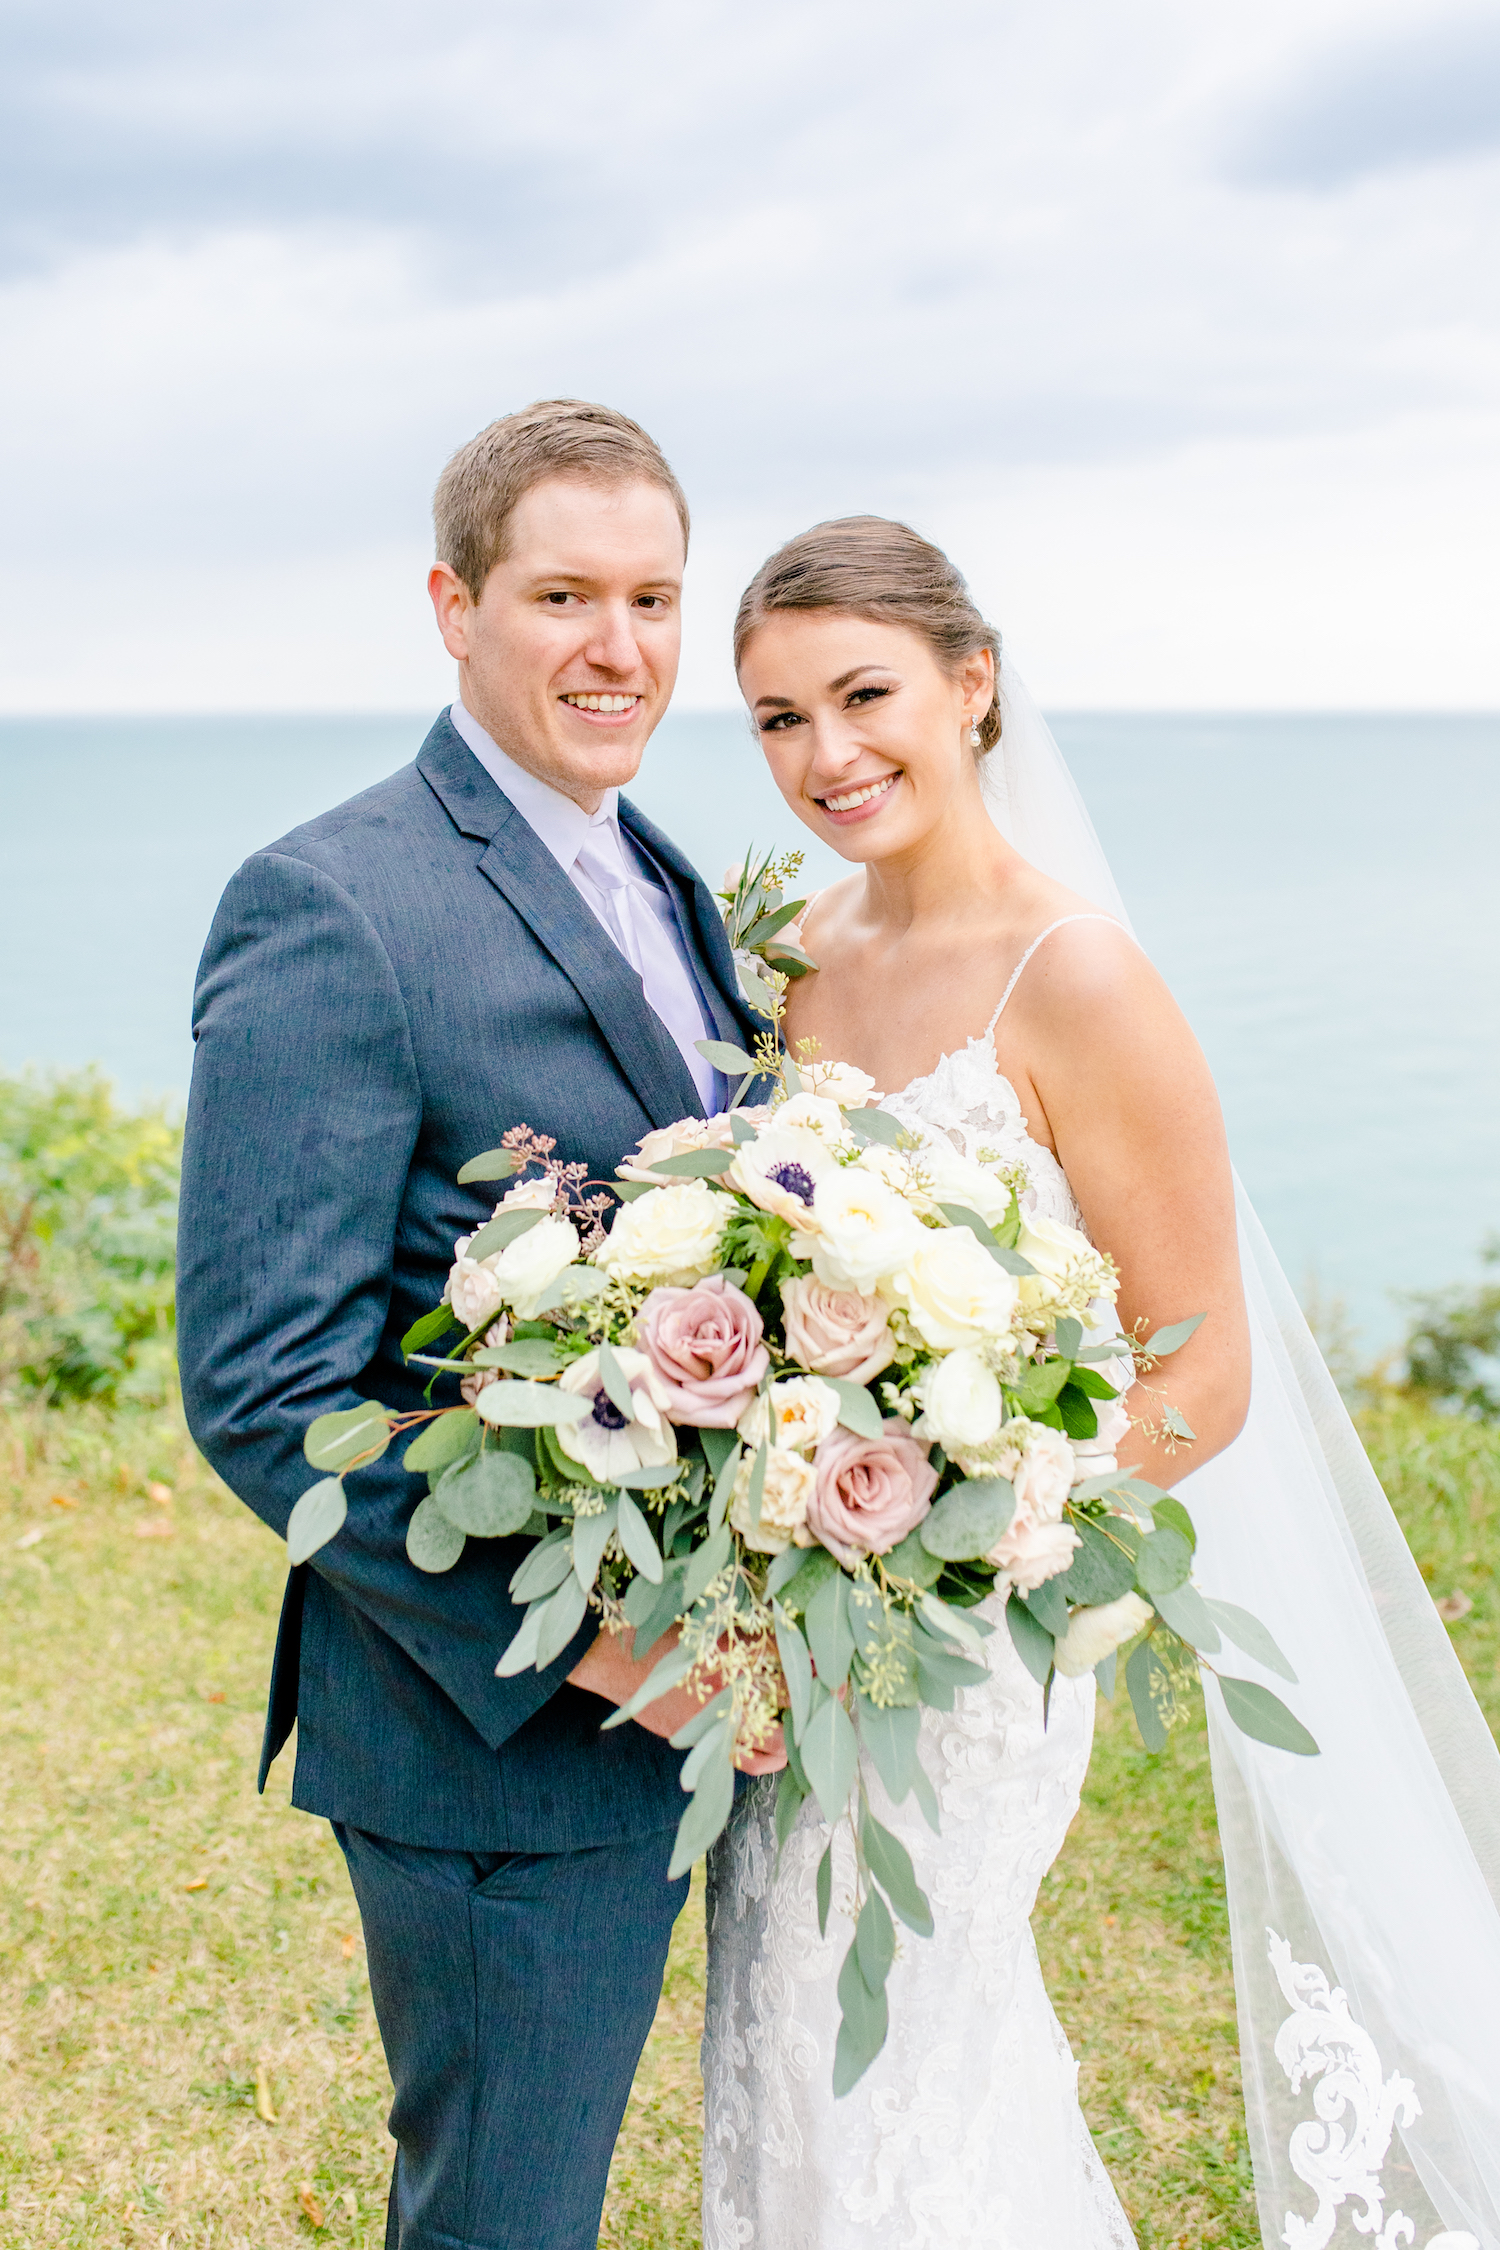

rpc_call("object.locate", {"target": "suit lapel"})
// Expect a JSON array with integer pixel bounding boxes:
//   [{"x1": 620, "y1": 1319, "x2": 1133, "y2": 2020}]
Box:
[{"x1": 418, "y1": 716, "x2": 704, "y2": 1128}]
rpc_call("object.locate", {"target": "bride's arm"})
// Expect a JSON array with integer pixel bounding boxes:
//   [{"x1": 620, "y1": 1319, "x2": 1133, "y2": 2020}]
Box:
[{"x1": 1001, "y1": 922, "x2": 1251, "y2": 1476}]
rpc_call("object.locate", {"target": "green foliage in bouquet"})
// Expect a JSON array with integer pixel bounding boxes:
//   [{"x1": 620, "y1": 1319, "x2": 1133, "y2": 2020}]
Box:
[
  {"x1": 0, "y1": 1068, "x2": 179, "y2": 1406},
  {"x1": 290, "y1": 858, "x2": 1318, "y2": 2098}
]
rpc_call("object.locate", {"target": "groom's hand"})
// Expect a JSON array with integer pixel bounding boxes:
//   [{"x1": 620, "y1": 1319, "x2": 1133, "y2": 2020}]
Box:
[{"x1": 568, "y1": 1627, "x2": 787, "y2": 1775}]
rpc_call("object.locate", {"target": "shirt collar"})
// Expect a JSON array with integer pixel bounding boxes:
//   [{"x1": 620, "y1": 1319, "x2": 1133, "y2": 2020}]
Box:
[{"x1": 448, "y1": 699, "x2": 619, "y2": 872}]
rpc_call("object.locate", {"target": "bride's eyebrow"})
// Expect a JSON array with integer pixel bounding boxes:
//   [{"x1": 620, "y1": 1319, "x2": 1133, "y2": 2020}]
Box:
[{"x1": 752, "y1": 667, "x2": 894, "y2": 712}]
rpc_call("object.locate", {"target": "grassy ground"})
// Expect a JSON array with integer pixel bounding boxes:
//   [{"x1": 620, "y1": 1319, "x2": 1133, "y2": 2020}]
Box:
[{"x1": 1, "y1": 1395, "x2": 1496, "y2": 2248}]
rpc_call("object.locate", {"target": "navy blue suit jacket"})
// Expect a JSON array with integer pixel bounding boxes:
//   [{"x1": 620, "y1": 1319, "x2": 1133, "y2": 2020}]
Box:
[{"x1": 177, "y1": 711, "x2": 758, "y2": 1851}]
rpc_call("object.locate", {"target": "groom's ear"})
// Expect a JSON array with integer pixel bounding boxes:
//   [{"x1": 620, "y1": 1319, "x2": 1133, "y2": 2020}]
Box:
[{"x1": 429, "y1": 562, "x2": 477, "y2": 661}]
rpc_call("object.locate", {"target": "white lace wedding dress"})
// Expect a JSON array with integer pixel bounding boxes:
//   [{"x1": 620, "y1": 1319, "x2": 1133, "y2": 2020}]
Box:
[{"x1": 701, "y1": 919, "x2": 1136, "y2": 2250}]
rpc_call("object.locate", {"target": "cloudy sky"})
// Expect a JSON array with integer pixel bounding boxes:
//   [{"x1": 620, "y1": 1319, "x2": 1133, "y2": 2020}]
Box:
[{"x1": 2, "y1": 0, "x2": 1496, "y2": 712}]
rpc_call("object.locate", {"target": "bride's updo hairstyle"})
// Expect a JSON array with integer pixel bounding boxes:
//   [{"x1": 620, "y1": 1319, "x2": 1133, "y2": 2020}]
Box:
[{"x1": 733, "y1": 516, "x2": 1003, "y2": 752}]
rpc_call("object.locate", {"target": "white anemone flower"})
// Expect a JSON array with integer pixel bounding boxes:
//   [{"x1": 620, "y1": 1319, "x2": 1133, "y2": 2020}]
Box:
[{"x1": 556, "y1": 1347, "x2": 678, "y2": 1484}]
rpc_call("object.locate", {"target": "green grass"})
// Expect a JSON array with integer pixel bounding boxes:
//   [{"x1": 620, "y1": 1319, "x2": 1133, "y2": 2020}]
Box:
[{"x1": 2, "y1": 1393, "x2": 1496, "y2": 2247}]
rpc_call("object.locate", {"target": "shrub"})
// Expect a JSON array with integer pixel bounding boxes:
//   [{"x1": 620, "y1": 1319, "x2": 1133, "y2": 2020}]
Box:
[
  {"x1": 0, "y1": 1068, "x2": 181, "y2": 1405},
  {"x1": 1399, "y1": 1239, "x2": 1500, "y2": 1421}
]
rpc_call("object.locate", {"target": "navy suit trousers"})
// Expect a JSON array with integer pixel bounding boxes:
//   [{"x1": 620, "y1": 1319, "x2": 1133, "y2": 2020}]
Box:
[{"x1": 335, "y1": 1823, "x2": 688, "y2": 2250}]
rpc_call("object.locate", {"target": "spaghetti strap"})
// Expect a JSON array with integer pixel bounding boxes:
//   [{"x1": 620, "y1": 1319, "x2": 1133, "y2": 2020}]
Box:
[{"x1": 984, "y1": 913, "x2": 1121, "y2": 1036}]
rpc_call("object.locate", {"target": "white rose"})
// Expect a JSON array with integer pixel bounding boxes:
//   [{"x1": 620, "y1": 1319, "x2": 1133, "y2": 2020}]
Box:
[
  {"x1": 727, "y1": 1122, "x2": 840, "y2": 1225},
  {"x1": 490, "y1": 1215, "x2": 581, "y2": 1319},
  {"x1": 854, "y1": 1143, "x2": 915, "y2": 1195},
  {"x1": 917, "y1": 1346, "x2": 1004, "y2": 1451},
  {"x1": 596, "y1": 1180, "x2": 727, "y2": 1287},
  {"x1": 800, "y1": 1059, "x2": 882, "y2": 1108},
  {"x1": 808, "y1": 1169, "x2": 926, "y2": 1293},
  {"x1": 738, "y1": 1375, "x2": 841, "y2": 1455},
  {"x1": 1053, "y1": 1590, "x2": 1154, "y2": 1678},
  {"x1": 446, "y1": 1253, "x2": 506, "y2": 1332},
  {"x1": 1016, "y1": 1212, "x2": 1118, "y2": 1324},
  {"x1": 889, "y1": 1229, "x2": 1021, "y2": 1352},
  {"x1": 556, "y1": 1346, "x2": 678, "y2": 1483},
  {"x1": 729, "y1": 1447, "x2": 817, "y2": 1554},
  {"x1": 616, "y1": 1113, "x2": 741, "y2": 1185},
  {"x1": 992, "y1": 1517, "x2": 1081, "y2": 1592},
  {"x1": 498, "y1": 1175, "x2": 558, "y2": 1212},
  {"x1": 1010, "y1": 1420, "x2": 1077, "y2": 1523},
  {"x1": 911, "y1": 1145, "x2": 1014, "y2": 1229},
  {"x1": 774, "y1": 1091, "x2": 851, "y2": 1143}
]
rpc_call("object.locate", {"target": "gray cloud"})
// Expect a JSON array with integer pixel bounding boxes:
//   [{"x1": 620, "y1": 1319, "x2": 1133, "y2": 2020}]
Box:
[{"x1": 1229, "y1": 11, "x2": 1500, "y2": 189}]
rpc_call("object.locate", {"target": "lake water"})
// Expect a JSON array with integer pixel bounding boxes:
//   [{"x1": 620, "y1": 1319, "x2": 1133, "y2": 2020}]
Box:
[{"x1": 3, "y1": 708, "x2": 1497, "y2": 1351}]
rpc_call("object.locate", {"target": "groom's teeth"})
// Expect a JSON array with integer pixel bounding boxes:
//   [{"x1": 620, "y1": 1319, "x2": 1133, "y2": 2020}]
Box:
[
  {"x1": 823, "y1": 775, "x2": 897, "y2": 812},
  {"x1": 564, "y1": 692, "x2": 640, "y2": 712}
]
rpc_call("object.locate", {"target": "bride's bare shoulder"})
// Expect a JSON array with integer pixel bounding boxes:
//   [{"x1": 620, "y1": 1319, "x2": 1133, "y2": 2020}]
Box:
[
  {"x1": 1001, "y1": 909, "x2": 1174, "y2": 1037},
  {"x1": 796, "y1": 874, "x2": 863, "y2": 955}
]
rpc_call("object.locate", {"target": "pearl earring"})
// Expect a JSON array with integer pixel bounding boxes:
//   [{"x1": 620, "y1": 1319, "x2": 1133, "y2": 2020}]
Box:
[{"x1": 968, "y1": 718, "x2": 982, "y2": 749}]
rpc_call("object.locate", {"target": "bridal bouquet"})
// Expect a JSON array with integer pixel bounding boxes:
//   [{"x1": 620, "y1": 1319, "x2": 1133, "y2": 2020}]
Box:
[{"x1": 290, "y1": 849, "x2": 1315, "y2": 2096}]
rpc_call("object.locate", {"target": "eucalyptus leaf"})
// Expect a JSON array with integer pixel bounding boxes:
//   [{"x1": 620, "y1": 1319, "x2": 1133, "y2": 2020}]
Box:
[
  {"x1": 859, "y1": 1809, "x2": 933, "y2": 1937},
  {"x1": 1152, "y1": 1579, "x2": 1221, "y2": 1652},
  {"x1": 805, "y1": 1571, "x2": 855, "y2": 1693},
  {"x1": 773, "y1": 1602, "x2": 814, "y2": 1738},
  {"x1": 669, "y1": 1686, "x2": 733, "y2": 1750},
  {"x1": 694, "y1": 1038, "x2": 758, "y2": 1075},
  {"x1": 1203, "y1": 1598, "x2": 1299, "y2": 1684},
  {"x1": 772, "y1": 1544, "x2": 838, "y2": 1618},
  {"x1": 1055, "y1": 1317, "x2": 1083, "y2": 1358},
  {"x1": 471, "y1": 1339, "x2": 568, "y2": 1376},
  {"x1": 881, "y1": 1527, "x2": 945, "y2": 1588},
  {"x1": 630, "y1": 1563, "x2": 689, "y2": 1660},
  {"x1": 816, "y1": 1839, "x2": 834, "y2": 1938},
  {"x1": 401, "y1": 1410, "x2": 481, "y2": 1475},
  {"x1": 1218, "y1": 1675, "x2": 1319, "y2": 1756},
  {"x1": 1146, "y1": 1311, "x2": 1207, "y2": 1357},
  {"x1": 474, "y1": 1381, "x2": 592, "y2": 1429},
  {"x1": 303, "y1": 1401, "x2": 391, "y2": 1473},
  {"x1": 679, "y1": 1715, "x2": 735, "y2": 1792},
  {"x1": 855, "y1": 1886, "x2": 897, "y2": 1991},
  {"x1": 1054, "y1": 1520, "x2": 1137, "y2": 1606},
  {"x1": 825, "y1": 1376, "x2": 883, "y2": 1441},
  {"x1": 800, "y1": 1690, "x2": 858, "y2": 1825},
  {"x1": 745, "y1": 1441, "x2": 768, "y2": 1535},
  {"x1": 766, "y1": 1544, "x2": 808, "y2": 1596},
  {"x1": 405, "y1": 1494, "x2": 467, "y2": 1573},
  {"x1": 700, "y1": 1425, "x2": 739, "y2": 1479},
  {"x1": 1125, "y1": 1638, "x2": 1169, "y2": 1753},
  {"x1": 533, "y1": 1572, "x2": 590, "y2": 1670},
  {"x1": 531, "y1": 1265, "x2": 607, "y2": 1313},
  {"x1": 920, "y1": 1477, "x2": 1015, "y2": 1561},
  {"x1": 728, "y1": 1114, "x2": 758, "y2": 1148},
  {"x1": 917, "y1": 1591, "x2": 986, "y2": 1654},
  {"x1": 432, "y1": 1448, "x2": 537, "y2": 1537},
  {"x1": 667, "y1": 1746, "x2": 736, "y2": 1879},
  {"x1": 616, "y1": 1488, "x2": 664, "y2": 1583},
  {"x1": 465, "y1": 1205, "x2": 546, "y2": 1262},
  {"x1": 1149, "y1": 1494, "x2": 1197, "y2": 1552},
  {"x1": 841, "y1": 1104, "x2": 905, "y2": 1149},
  {"x1": 494, "y1": 1599, "x2": 544, "y2": 1677},
  {"x1": 1005, "y1": 1592, "x2": 1055, "y2": 1688},
  {"x1": 681, "y1": 1523, "x2": 733, "y2": 1607},
  {"x1": 600, "y1": 1645, "x2": 692, "y2": 1729},
  {"x1": 509, "y1": 1534, "x2": 574, "y2": 1603},
  {"x1": 832, "y1": 1946, "x2": 890, "y2": 2097},
  {"x1": 909, "y1": 1758, "x2": 942, "y2": 1834},
  {"x1": 648, "y1": 1149, "x2": 735, "y2": 1178},
  {"x1": 1095, "y1": 1648, "x2": 1118, "y2": 1699},
  {"x1": 775, "y1": 1764, "x2": 809, "y2": 1856},
  {"x1": 615, "y1": 1462, "x2": 684, "y2": 1491},
  {"x1": 455, "y1": 1147, "x2": 520, "y2": 1185},
  {"x1": 593, "y1": 1340, "x2": 634, "y2": 1422},
  {"x1": 286, "y1": 1476, "x2": 346, "y2": 1564},
  {"x1": 1020, "y1": 1576, "x2": 1069, "y2": 1638},
  {"x1": 1135, "y1": 1526, "x2": 1193, "y2": 1599},
  {"x1": 856, "y1": 1697, "x2": 921, "y2": 1804},
  {"x1": 571, "y1": 1499, "x2": 619, "y2": 1591},
  {"x1": 1014, "y1": 1357, "x2": 1071, "y2": 1411}
]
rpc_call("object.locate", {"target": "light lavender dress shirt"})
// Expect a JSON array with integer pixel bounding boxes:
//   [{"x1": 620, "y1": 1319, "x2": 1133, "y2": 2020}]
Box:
[{"x1": 448, "y1": 700, "x2": 718, "y2": 1111}]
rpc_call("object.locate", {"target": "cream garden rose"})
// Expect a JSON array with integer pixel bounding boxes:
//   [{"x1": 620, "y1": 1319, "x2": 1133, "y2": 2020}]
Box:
[
  {"x1": 445, "y1": 1213, "x2": 579, "y2": 1327},
  {"x1": 808, "y1": 1169, "x2": 926, "y2": 1294},
  {"x1": 888, "y1": 1228, "x2": 1021, "y2": 1351},
  {"x1": 738, "y1": 1375, "x2": 841, "y2": 1455},
  {"x1": 908, "y1": 1144, "x2": 1014, "y2": 1230},
  {"x1": 616, "y1": 1113, "x2": 745, "y2": 1185},
  {"x1": 595, "y1": 1180, "x2": 727, "y2": 1287},
  {"x1": 729, "y1": 1447, "x2": 817, "y2": 1554},
  {"x1": 1015, "y1": 1212, "x2": 1118, "y2": 1326},
  {"x1": 1053, "y1": 1591, "x2": 1153, "y2": 1678},
  {"x1": 917, "y1": 1345, "x2": 1004, "y2": 1451},
  {"x1": 800, "y1": 1059, "x2": 882, "y2": 1107}
]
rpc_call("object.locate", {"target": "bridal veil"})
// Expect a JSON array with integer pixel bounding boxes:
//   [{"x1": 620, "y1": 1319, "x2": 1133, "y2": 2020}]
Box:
[{"x1": 983, "y1": 662, "x2": 1500, "y2": 2250}]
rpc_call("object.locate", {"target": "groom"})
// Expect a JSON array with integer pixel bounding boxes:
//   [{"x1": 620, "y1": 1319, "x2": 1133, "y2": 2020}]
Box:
[{"x1": 177, "y1": 400, "x2": 773, "y2": 2249}]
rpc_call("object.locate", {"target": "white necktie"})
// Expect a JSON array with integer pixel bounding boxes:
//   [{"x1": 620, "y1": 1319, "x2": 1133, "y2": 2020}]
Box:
[{"x1": 572, "y1": 815, "x2": 718, "y2": 1111}]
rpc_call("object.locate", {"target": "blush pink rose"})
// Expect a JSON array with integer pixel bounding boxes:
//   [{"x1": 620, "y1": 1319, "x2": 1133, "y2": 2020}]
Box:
[
  {"x1": 780, "y1": 1275, "x2": 896, "y2": 1386},
  {"x1": 805, "y1": 1419, "x2": 938, "y2": 1566},
  {"x1": 990, "y1": 1516, "x2": 1080, "y2": 1592},
  {"x1": 637, "y1": 1274, "x2": 770, "y2": 1427}
]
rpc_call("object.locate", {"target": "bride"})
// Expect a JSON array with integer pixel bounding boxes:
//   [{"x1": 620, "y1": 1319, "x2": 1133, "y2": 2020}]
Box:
[{"x1": 700, "y1": 518, "x2": 1500, "y2": 2248}]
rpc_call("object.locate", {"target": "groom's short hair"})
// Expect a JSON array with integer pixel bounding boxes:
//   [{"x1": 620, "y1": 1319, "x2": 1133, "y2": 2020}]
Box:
[{"x1": 434, "y1": 400, "x2": 691, "y2": 599}]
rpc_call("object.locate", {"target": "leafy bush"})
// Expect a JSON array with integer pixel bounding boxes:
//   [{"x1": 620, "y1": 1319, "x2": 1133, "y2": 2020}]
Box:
[
  {"x1": 0, "y1": 1068, "x2": 181, "y2": 1405},
  {"x1": 1399, "y1": 1239, "x2": 1500, "y2": 1420}
]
